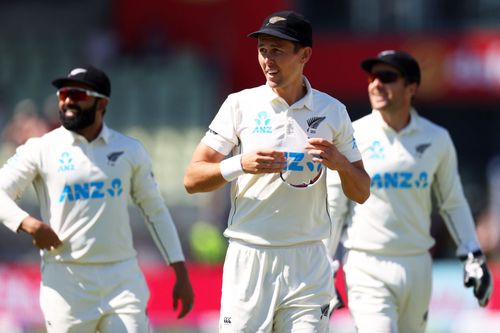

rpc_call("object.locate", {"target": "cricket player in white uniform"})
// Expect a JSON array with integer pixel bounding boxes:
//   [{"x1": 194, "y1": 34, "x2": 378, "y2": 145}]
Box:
[
  {"x1": 325, "y1": 50, "x2": 493, "y2": 333},
  {"x1": 184, "y1": 10, "x2": 370, "y2": 333},
  {"x1": 0, "y1": 66, "x2": 194, "y2": 333}
]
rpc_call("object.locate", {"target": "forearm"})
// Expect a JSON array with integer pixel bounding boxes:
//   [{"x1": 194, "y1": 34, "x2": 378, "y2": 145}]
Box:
[
  {"x1": 0, "y1": 190, "x2": 30, "y2": 232},
  {"x1": 337, "y1": 161, "x2": 370, "y2": 204},
  {"x1": 184, "y1": 161, "x2": 227, "y2": 193},
  {"x1": 141, "y1": 206, "x2": 186, "y2": 264},
  {"x1": 438, "y1": 197, "x2": 480, "y2": 257},
  {"x1": 19, "y1": 215, "x2": 42, "y2": 234}
]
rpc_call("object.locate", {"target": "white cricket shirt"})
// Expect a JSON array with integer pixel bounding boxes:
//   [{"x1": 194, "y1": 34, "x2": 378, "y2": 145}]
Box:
[
  {"x1": 0, "y1": 125, "x2": 185, "y2": 264},
  {"x1": 329, "y1": 109, "x2": 480, "y2": 256},
  {"x1": 202, "y1": 77, "x2": 361, "y2": 246}
]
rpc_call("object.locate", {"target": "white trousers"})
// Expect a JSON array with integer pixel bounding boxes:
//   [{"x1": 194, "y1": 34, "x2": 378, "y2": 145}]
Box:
[
  {"x1": 219, "y1": 240, "x2": 334, "y2": 333},
  {"x1": 344, "y1": 250, "x2": 432, "y2": 333},
  {"x1": 40, "y1": 258, "x2": 150, "y2": 333}
]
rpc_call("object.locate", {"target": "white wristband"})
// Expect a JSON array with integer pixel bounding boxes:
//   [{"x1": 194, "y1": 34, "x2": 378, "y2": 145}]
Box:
[{"x1": 220, "y1": 154, "x2": 244, "y2": 182}]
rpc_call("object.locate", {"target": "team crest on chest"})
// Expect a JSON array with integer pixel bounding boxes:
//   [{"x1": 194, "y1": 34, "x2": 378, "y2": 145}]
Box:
[
  {"x1": 107, "y1": 151, "x2": 124, "y2": 166},
  {"x1": 252, "y1": 111, "x2": 273, "y2": 134},
  {"x1": 415, "y1": 143, "x2": 431, "y2": 158},
  {"x1": 368, "y1": 140, "x2": 385, "y2": 159},
  {"x1": 57, "y1": 151, "x2": 76, "y2": 172},
  {"x1": 306, "y1": 116, "x2": 326, "y2": 135}
]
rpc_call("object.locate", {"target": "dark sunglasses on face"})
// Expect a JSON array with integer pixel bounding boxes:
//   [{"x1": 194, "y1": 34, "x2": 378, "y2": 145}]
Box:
[
  {"x1": 367, "y1": 71, "x2": 402, "y2": 84},
  {"x1": 57, "y1": 87, "x2": 108, "y2": 102}
]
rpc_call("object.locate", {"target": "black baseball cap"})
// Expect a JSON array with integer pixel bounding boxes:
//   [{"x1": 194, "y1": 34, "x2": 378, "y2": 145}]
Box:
[
  {"x1": 361, "y1": 50, "x2": 421, "y2": 85},
  {"x1": 52, "y1": 65, "x2": 111, "y2": 97},
  {"x1": 248, "y1": 10, "x2": 313, "y2": 47}
]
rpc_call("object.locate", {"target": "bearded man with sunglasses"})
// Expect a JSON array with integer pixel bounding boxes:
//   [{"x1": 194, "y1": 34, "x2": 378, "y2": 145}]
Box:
[
  {"x1": 324, "y1": 50, "x2": 493, "y2": 333},
  {"x1": 0, "y1": 66, "x2": 194, "y2": 333}
]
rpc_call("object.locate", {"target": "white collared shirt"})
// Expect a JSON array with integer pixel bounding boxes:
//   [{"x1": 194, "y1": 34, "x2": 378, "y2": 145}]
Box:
[
  {"x1": 0, "y1": 125, "x2": 184, "y2": 264},
  {"x1": 327, "y1": 109, "x2": 480, "y2": 256},
  {"x1": 202, "y1": 77, "x2": 361, "y2": 246}
]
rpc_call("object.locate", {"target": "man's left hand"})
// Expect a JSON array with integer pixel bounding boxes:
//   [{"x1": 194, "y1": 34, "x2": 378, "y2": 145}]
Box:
[{"x1": 461, "y1": 251, "x2": 493, "y2": 307}]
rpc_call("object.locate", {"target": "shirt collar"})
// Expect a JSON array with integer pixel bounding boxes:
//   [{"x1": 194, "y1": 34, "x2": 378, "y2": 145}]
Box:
[
  {"x1": 402, "y1": 108, "x2": 420, "y2": 134},
  {"x1": 59, "y1": 123, "x2": 111, "y2": 144},
  {"x1": 372, "y1": 108, "x2": 420, "y2": 135},
  {"x1": 262, "y1": 76, "x2": 314, "y2": 111}
]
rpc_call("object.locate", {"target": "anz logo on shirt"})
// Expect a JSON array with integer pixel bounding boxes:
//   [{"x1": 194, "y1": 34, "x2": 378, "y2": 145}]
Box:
[
  {"x1": 371, "y1": 171, "x2": 429, "y2": 189},
  {"x1": 283, "y1": 152, "x2": 322, "y2": 172},
  {"x1": 59, "y1": 178, "x2": 123, "y2": 202},
  {"x1": 252, "y1": 111, "x2": 272, "y2": 134},
  {"x1": 57, "y1": 152, "x2": 76, "y2": 172},
  {"x1": 368, "y1": 140, "x2": 385, "y2": 159}
]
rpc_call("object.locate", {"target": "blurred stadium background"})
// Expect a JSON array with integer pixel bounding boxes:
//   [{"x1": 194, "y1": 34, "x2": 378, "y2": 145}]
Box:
[{"x1": 0, "y1": 0, "x2": 500, "y2": 332}]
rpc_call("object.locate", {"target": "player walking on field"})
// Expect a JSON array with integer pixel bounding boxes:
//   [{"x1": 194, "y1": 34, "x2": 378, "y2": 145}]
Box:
[
  {"x1": 0, "y1": 66, "x2": 194, "y2": 333},
  {"x1": 325, "y1": 50, "x2": 493, "y2": 333},
  {"x1": 184, "y1": 10, "x2": 370, "y2": 332}
]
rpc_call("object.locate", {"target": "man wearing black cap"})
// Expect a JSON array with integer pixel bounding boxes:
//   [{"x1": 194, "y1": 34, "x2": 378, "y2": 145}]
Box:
[
  {"x1": 0, "y1": 66, "x2": 194, "y2": 332},
  {"x1": 184, "y1": 10, "x2": 370, "y2": 332},
  {"x1": 325, "y1": 50, "x2": 493, "y2": 332}
]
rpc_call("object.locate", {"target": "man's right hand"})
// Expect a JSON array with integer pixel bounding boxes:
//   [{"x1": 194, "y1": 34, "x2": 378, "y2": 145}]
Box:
[
  {"x1": 19, "y1": 216, "x2": 62, "y2": 250},
  {"x1": 170, "y1": 261, "x2": 195, "y2": 319},
  {"x1": 240, "y1": 150, "x2": 286, "y2": 174}
]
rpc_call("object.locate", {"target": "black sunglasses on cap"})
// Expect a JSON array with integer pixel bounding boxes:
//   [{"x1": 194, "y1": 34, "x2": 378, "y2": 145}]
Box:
[{"x1": 368, "y1": 71, "x2": 402, "y2": 84}]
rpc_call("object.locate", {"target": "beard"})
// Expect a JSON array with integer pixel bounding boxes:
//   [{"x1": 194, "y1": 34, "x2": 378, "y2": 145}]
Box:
[{"x1": 59, "y1": 100, "x2": 99, "y2": 131}]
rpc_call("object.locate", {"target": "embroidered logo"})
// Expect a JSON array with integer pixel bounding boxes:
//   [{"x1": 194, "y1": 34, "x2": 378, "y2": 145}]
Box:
[
  {"x1": 320, "y1": 304, "x2": 330, "y2": 319},
  {"x1": 306, "y1": 116, "x2": 326, "y2": 134},
  {"x1": 268, "y1": 16, "x2": 286, "y2": 25},
  {"x1": 415, "y1": 143, "x2": 431, "y2": 158},
  {"x1": 252, "y1": 111, "x2": 272, "y2": 134},
  {"x1": 223, "y1": 317, "x2": 232, "y2": 324},
  {"x1": 69, "y1": 68, "x2": 87, "y2": 76},
  {"x1": 351, "y1": 137, "x2": 358, "y2": 150},
  {"x1": 368, "y1": 140, "x2": 385, "y2": 159},
  {"x1": 107, "y1": 151, "x2": 124, "y2": 166},
  {"x1": 57, "y1": 152, "x2": 75, "y2": 172}
]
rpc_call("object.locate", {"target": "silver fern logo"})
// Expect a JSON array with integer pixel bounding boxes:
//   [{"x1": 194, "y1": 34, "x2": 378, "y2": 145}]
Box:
[
  {"x1": 107, "y1": 151, "x2": 124, "y2": 166},
  {"x1": 268, "y1": 16, "x2": 286, "y2": 25},
  {"x1": 415, "y1": 143, "x2": 431, "y2": 158},
  {"x1": 306, "y1": 116, "x2": 326, "y2": 134}
]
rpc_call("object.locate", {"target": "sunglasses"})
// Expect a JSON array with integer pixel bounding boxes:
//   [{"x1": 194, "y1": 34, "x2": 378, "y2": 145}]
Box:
[
  {"x1": 368, "y1": 71, "x2": 402, "y2": 84},
  {"x1": 57, "y1": 87, "x2": 108, "y2": 102}
]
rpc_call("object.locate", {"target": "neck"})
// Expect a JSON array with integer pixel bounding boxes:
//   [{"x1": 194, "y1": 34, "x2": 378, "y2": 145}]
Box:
[
  {"x1": 75, "y1": 123, "x2": 103, "y2": 142},
  {"x1": 273, "y1": 77, "x2": 307, "y2": 106},
  {"x1": 377, "y1": 106, "x2": 412, "y2": 132}
]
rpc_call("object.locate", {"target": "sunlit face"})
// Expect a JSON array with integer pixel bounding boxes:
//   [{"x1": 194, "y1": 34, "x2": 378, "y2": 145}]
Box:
[
  {"x1": 257, "y1": 35, "x2": 310, "y2": 91},
  {"x1": 57, "y1": 83, "x2": 106, "y2": 131},
  {"x1": 368, "y1": 63, "x2": 416, "y2": 114}
]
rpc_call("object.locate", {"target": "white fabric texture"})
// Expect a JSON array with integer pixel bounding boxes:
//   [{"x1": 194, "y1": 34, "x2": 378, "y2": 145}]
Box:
[{"x1": 201, "y1": 77, "x2": 361, "y2": 246}]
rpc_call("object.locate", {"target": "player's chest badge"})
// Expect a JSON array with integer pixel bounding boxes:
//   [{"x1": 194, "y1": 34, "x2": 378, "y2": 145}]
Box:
[{"x1": 107, "y1": 151, "x2": 124, "y2": 166}]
